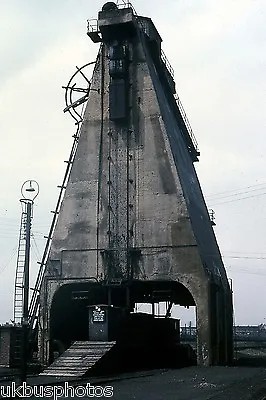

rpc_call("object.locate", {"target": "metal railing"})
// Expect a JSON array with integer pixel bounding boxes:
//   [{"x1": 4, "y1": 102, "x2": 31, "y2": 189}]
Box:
[
  {"x1": 174, "y1": 94, "x2": 199, "y2": 153},
  {"x1": 161, "y1": 50, "x2": 174, "y2": 78},
  {"x1": 209, "y1": 209, "x2": 216, "y2": 224},
  {"x1": 87, "y1": 19, "x2": 99, "y2": 34},
  {"x1": 87, "y1": 1, "x2": 136, "y2": 33},
  {"x1": 87, "y1": 3, "x2": 175, "y2": 83},
  {"x1": 116, "y1": 1, "x2": 136, "y2": 11}
]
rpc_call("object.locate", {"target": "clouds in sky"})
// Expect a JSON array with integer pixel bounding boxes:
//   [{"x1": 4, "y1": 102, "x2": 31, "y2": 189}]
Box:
[{"x1": 0, "y1": 0, "x2": 265, "y2": 325}]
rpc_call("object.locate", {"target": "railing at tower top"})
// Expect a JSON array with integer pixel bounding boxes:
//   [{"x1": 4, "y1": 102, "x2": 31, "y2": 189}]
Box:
[
  {"x1": 87, "y1": 2, "x2": 136, "y2": 33},
  {"x1": 87, "y1": 2, "x2": 174, "y2": 78},
  {"x1": 87, "y1": 19, "x2": 99, "y2": 33},
  {"x1": 174, "y1": 94, "x2": 199, "y2": 154},
  {"x1": 116, "y1": 1, "x2": 136, "y2": 11}
]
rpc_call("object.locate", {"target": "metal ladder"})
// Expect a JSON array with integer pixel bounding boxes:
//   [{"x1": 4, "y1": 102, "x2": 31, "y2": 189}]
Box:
[
  {"x1": 27, "y1": 125, "x2": 82, "y2": 332},
  {"x1": 26, "y1": 56, "x2": 101, "y2": 349},
  {"x1": 13, "y1": 201, "x2": 28, "y2": 324}
]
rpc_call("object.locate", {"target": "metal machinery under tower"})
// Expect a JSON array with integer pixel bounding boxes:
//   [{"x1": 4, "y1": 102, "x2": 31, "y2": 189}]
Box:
[{"x1": 31, "y1": 2, "x2": 233, "y2": 371}]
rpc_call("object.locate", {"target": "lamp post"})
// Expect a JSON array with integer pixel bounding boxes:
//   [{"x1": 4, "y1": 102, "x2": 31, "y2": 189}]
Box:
[{"x1": 20, "y1": 180, "x2": 39, "y2": 383}]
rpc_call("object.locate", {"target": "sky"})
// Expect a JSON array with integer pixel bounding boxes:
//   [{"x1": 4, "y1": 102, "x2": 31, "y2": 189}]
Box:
[{"x1": 0, "y1": 0, "x2": 265, "y2": 326}]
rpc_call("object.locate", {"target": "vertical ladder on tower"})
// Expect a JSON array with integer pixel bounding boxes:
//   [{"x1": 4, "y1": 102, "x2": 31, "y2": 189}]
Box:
[{"x1": 13, "y1": 201, "x2": 28, "y2": 324}]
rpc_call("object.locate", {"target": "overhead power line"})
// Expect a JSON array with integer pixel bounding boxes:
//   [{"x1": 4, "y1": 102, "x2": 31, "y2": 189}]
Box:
[
  {"x1": 207, "y1": 186, "x2": 266, "y2": 202},
  {"x1": 223, "y1": 255, "x2": 266, "y2": 260},
  {"x1": 206, "y1": 181, "x2": 266, "y2": 199},
  {"x1": 209, "y1": 190, "x2": 266, "y2": 206}
]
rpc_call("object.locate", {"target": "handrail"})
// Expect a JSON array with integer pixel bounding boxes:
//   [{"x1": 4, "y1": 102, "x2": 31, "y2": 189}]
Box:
[
  {"x1": 161, "y1": 50, "x2": 174, "y2": 78},
  {"x1": 116, "y1": 1, "x2": 136, "y2": 12},
  {"x1": 88, "y1": 3, "x2": 175, "y2": 81},
  {"x1": 174, "y1": 94, "x2": 199, "y2": 153},
  {"x1": 87, "y1": 19, "x2": 99, "y2": 34},
  {"x1": 209, "y1": 209, "x2": 215, "y2": 224}
]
